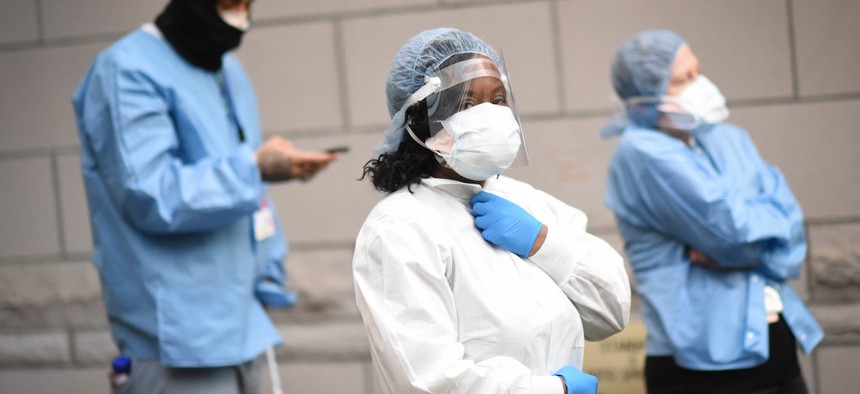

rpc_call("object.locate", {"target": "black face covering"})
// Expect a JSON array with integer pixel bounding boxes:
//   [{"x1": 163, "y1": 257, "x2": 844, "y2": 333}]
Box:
[{"x1": 155, "y1": 0, "x2": 245, "y2": 71}]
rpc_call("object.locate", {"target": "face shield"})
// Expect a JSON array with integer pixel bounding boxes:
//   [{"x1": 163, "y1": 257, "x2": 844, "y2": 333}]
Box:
[{"x1": 403, "y1": 54, "x2": 530, "y2": 178}]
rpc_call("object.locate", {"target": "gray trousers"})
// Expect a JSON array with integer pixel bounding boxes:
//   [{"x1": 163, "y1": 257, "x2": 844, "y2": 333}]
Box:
[{"x1": 112, "y1": 356, "x2": 264, "y2": 394}]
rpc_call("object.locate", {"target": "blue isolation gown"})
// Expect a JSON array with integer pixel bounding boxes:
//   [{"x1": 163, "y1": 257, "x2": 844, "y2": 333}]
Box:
[
  {"x1": 72, "y1": 26, "x2": 294, "y2": 367},
  {"x1": 605, "y1": 123, "x2": 823, "y2": 370}
]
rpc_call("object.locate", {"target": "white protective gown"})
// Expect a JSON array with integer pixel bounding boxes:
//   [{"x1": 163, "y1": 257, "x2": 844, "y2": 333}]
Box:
[{"x1": 353, "y1": 176, "x2": 631, "y2": 393}]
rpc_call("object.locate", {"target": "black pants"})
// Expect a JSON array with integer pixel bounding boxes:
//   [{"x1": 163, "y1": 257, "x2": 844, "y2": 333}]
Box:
[{"x1": 645, "y1": 318, "x2": 808, "y2": 394}]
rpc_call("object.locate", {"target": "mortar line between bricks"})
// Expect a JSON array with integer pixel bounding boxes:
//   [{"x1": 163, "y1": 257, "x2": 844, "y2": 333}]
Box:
[
  {"x1": 548, "y1": 0, "x2": 567, "y2": 112},
  {"x1": 34, "y1": 0, "x2": 45, "y2": 45},
  {"x1": 0, "y1": 252, "x2": 91, "y2": 265},
  {"x1": 0, "y1": 0, "x2": 534, "y2": 53},
  {"x1": 50, "y1": 152, "x2": 69, "y2": 258},
  {"x1": 786, "y1": 0, "x2": 801, "y2": 99},
  {"x1": 332, "y1": 19, "x2": 352, "y2": 131},
  {"x1": 2, "y1": 95, "x2": 859, "y2": 159},
  {"x1": 68, "y1": 327, "x2": 78, "y2": 366}
]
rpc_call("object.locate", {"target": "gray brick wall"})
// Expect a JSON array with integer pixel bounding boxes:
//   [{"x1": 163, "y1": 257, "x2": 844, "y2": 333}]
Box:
[{"x1": 1, "y1": 1, "x2": 858, "y2": 393}]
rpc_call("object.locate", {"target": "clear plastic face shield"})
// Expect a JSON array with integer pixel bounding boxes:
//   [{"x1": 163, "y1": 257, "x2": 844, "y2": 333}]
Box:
[{"x1": 403, "y1": 54, "x2": 530, "y2": 177}]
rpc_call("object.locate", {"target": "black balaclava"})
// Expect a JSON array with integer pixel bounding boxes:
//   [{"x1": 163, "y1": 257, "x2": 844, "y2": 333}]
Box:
[{"x1": 155, "y1": 0, "x2": 245, "y2": 71}]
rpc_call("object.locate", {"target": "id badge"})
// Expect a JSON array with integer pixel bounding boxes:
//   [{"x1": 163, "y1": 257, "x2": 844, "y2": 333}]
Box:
[{"x1": 253, "y1": 198, "x2": 276, "y2": 241}]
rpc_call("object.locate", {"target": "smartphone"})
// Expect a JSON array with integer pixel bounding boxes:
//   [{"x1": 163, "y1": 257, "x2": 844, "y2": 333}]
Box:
[{"x1": 325, "y1": 146, "x2": 350, "y2": 154}]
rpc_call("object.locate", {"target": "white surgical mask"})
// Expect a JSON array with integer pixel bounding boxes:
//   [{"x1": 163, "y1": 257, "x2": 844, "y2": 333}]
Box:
[
  {"x1": 219, "y1": 10, "x2": 251, "y2": 31},
  {"x1": 407, "y1": 103, "x2": 522, "y2": 181},
  {"x1": 659, "y1": 75, "x2": 729, "y2": 130}
]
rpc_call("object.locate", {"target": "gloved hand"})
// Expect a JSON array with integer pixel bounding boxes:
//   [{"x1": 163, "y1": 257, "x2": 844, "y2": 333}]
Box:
[
  {"x1": 470, "y1": 191, "x2": 542, "y2": 257},
  {"x1": 554, "y1": 365, "x2": 598, "y2": 394}
]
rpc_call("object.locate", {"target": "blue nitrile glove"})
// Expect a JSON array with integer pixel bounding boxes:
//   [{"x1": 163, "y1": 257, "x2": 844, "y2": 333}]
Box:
[
  {"x1": 470, "y1": 191, "x2": 542, "y2": 257},
  {"x1": 554, "y1": 365, "x2": 598, "y2": 394}
]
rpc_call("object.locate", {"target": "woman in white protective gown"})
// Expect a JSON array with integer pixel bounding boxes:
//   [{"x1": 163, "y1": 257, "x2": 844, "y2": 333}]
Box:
[{"x1": 352, "y1": 27, "x2": 631, "y2": 394}]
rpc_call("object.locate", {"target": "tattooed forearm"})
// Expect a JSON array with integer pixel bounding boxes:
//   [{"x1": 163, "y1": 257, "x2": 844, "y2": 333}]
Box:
[{"x1": 257, "y1": 150, "x2": 293, "y2": 182}]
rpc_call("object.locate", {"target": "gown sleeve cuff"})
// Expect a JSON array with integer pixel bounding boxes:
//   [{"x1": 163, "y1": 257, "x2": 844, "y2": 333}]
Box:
[
  {"x1": 529, "y1": 225, "x2": 580, "y2": 285},
  {"x1": 238, "y1": 144, "x2": 262, "y2": 181},
  {"x1": 532, "y1": 375, "x2": 566, "y2": 394}
]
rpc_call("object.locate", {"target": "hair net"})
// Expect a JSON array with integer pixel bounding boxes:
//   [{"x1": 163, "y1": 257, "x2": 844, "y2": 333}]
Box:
[
  {"x1": 602, "y1": 29, "x2": 686, "y2": 138},
  {"x1": 374, "y1": 27, "x2": 500, "y2": 156}
]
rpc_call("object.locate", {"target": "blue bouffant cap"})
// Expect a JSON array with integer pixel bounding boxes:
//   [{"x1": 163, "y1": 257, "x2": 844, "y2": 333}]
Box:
[
  {"x1": 376, "y1": 27, "x2": 500, "y2": 155},
  {"x1": 611, "y1": 29, "x2": 685, "y2": 99},
  {"x1": 385, "y1": 27, "x2": 500, "y2": 117},
  {"x1": 602, "y1": 29, "x2": 686, "y2": 137}
]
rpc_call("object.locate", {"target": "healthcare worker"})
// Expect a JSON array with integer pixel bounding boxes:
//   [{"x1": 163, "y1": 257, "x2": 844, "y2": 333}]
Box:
[
  {"x1": 602, "y1": 30, "x2": 823, "y2": 394},
  {"x1": 353, "y1": 27, "x2": 631, "y2": 394},
  {"x1": 72, "y1": 0, "x2": 337, "y2": 392}
]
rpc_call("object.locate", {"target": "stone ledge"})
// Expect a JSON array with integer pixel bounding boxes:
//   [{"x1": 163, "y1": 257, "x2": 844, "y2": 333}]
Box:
[
  {"x1": 0, "y1": 319, "x2": 370, "y2": 369},
  {"x1": 808, "y1": 221, "x2": 860, "y2": 303},
  {"x1": 0, "y1": 330, "x2": 70, "y2": 366},
  {"x1": 276, "y1": 319, "x2": 370, "y2": 362},
  {"x1": 811, "y1": 303, "x2": 860, "y2": 344},
  {"x1": 1, "y1": 305, "x2": 855, "y2": 369},
  {"x1": 72, "y1": 330, "x2": 117, "y2": 366}
]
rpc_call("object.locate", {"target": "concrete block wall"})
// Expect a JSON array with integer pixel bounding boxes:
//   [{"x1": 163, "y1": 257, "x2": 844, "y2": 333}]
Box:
[{"x1": 1, "y1": 1, "x2": 858, "y2": 393}]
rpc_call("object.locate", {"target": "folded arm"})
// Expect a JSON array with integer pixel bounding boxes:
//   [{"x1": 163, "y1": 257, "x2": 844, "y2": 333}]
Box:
[{"x1": 636, "y1": 146, "x2": 805, "y2": 280}]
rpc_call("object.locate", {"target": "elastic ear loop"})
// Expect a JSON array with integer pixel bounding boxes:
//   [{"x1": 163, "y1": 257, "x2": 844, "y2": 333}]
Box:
[
  {"x1": 405, "y1": 122, "x2": 450, "y2": 169},
  {"x1": 401, "y1": 75, "x2": 460, "y2": 168},
  {"x1": 626, "y1": 95, "x2": 698, "y2": 131},
  {"x1": 402, "y1": 76, "x2": 444, "y2": 154}
]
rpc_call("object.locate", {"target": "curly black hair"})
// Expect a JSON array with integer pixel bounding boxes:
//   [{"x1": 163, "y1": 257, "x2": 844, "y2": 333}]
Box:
[
  {"x1": 361, "y1": 103, "x2": 438, "y2": 193},
  {"x1": 361, "y1": 53, "x2": 478, "y2": 193}
]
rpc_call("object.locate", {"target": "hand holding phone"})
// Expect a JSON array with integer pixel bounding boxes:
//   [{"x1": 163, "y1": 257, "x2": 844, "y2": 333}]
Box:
[
  {"x1": 256, "y1": 136, "x2": 341, "y2": 182},
  {"x1": 325, "y1": 146, "x2": 350, "y2": 154}
]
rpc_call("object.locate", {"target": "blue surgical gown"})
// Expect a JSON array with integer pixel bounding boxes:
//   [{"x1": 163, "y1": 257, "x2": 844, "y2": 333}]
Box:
[
  {"x1": 605, "y1": 123, "x2": 823, "y2": 370},
  {"x1": 72, "y1": 27, "x2": 294, "y2": 367}
]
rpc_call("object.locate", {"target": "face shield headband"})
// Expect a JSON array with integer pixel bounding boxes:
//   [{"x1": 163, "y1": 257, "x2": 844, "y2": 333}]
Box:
[{"x1": 402, "y1": 55, "x2": 530, "y2": 172}]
